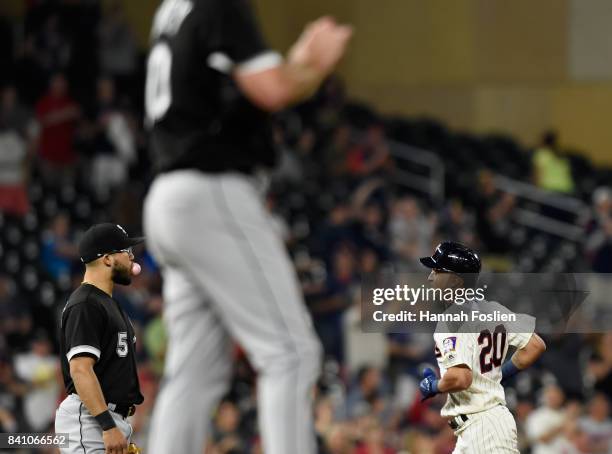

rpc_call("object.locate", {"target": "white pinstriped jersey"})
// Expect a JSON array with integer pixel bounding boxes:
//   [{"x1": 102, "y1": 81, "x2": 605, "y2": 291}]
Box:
[{"x1": 433, "y1": 300, "x2": 534, "y2": 418}]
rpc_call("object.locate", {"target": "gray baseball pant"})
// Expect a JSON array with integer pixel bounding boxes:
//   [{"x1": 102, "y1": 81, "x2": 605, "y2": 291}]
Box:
[
  {"x1": 143, "y1": 170, "x2": 322, "y2": 454},
  {"x1": 55, "y1": 394, "x2": 133, "y2": 453}
]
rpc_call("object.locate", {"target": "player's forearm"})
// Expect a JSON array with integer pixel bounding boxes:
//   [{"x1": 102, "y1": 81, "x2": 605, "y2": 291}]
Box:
[
  {"x1": 511, "y1": 334, "x2": 546, "y2": 370},
  {"x1": 234, "y1": 62, "x2": 326, "y2": 112},
  {"x1": 438, "y1": 368, "x2": 472, "y2": 393},
  {"x1": 277, "y1": 61, "x2": 326, "y2": 107},
  {"x1": 438, "y1": 376, "x2": 470, "y2": 393},
  {"x1": 70, "y1": 366, "x2": 109, "y2": 417}
]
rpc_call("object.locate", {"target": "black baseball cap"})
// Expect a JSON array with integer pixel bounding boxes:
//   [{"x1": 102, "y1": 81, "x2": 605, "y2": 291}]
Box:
[{"x1": 79, "y1": 223, "x2": 144, "y2": 264}]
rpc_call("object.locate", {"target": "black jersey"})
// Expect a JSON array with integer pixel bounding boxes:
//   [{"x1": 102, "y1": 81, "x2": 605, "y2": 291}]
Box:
[
  {"x1": 145, "y1": 0, "x2": 279, "y2": 174},
  {"x1": 59, "y1": 284, "x2": 144, "y2": 406}
]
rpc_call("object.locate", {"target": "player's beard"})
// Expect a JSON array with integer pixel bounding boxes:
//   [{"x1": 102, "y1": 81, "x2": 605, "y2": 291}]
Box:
[{"x1": 111, "y1": 262, "x2": 132, "y2": 285}]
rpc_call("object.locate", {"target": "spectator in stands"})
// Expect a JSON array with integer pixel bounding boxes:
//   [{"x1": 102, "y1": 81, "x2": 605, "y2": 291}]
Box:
[
  {"x1": 0, "y1": 407, "x2": 18, "y2": 434},
  {"x1": 34, "y1": 73, "x2": 80, "y2": 184},
  {"x1": 585, "y1": 186, "x2": 612, "y2": 272},
  {"x1": 98, "y1": 1, "x2": 138, "y2": 97},
  {"x1": 343, "y1": 258, "x2": 387, "y2": 375},
  {"x1": 354, "y1": 421, "x2": 396, "y2": 454},
  {"x1": 356, "y1": 202, "x2": 388, "y2": 258},
  {"x1": 311, "y1": 245, "x2": 357, "y2": 365},
  {"x1": 263, "y1": 195, "x2": 292, "y2": 244},
  {"x1": 578, "y1": 393, "x2": 612, "y2": 453},
  {"x1": 346, "y1": 123, "x2": 393, "y2": 178},
  {"x1": 532, "y1": 131, "x2": 575, "y2": 194},
  {"x1": 389, "y1": 196, "x2": 435, "y2": 270},
  {"x1": 405, "y1": 400, "x2": 450, "y2": 440},
  {"x1": 351, "y1": 178, "x2": 390, "y2": 259},
  {"x1": 584, "y1": 187, "x2": 612, "y2": 332},
  {"x1": 403, "y1": 430, "x2": 437, "y2": 454},
  {"x1": 525, "y1": 384, "x2": 573, "y2": 454},
  {"x1": 129, "y1": 366, "x2": 158, "y2": 449},
  {"x1": 589, "y1": 333, "x2": 612, "y2": 403},
  {"x1": 0, "y1": 354, "x2": 27, "y2": 433},
  {"x1": 210, "y1": 400, "x2": 249, "y2": 454},
  {"x1": 40, "y1": 213, "x2": 78, "y2": 281},
  {"x1": 295, "y1": 128, "x2": 318, "y2": 180},
  {"x1": 272, "y1": 128, "x2": 316, "y2": 185},
  {"x1": 0, "y1": 85, "x2": 33, "y2": 217},
  {"x1": 312, "y1": 76, "x2": 347, "y2": 132},
  {"x1": 33, "y1": 13, "x2": 70, "y2": 74},
  {"x1": 437, "y1": 199, "x2": 476, "y2": 247},
  {"x1": 0, "y1": 274, "x2": 32, "y2": 354},
  {"x1": 13, "y1": 331, "x2": 60, "y2": 431},
  {"x1": 313, "y1": 197, "x2": 356, "y2": 266},
  {"x1": 474, "y1": 169, "x2": 515, "y2": 254},
  {"x1": 515, "y1": 399, "x2": 536, "y2": 452},
  {"x1": 313, "y1": 181, "x2": 385, "y2": 267},
  {"x1": 359, "y1": 247, "x2": 381, "y2": 275},
  {"x1": 563, "y1": 419, "x2": 592, "y2": 453},
  {"x1": 0, "y1": 85, "x2": 33, "y2": 138},
  {"x1": 113, "y1": 268, "x2": 156, "y2": 325},
  {"x1": 87, "y1": 76, "x2": 137, "y2": 194},
  {"x1": 315, "y1": 396, "x2": 335, "y2": 445},
  {"x1": 322, "y1": 124, "x2": 352, "y2": 182},
  {"x1": 143, "y1": 295, "x2": 166, "y2": 378},
  {"x1": 346, "y1": 366, "x2": 387, "y2": 419},
  {"x1": 540, "y1": 334, "x2": 585, "y2": 400},
  {"x1": 323, "y1": 423, "x2": 355, "y2": 454},
  {"x1": 386, "y1": 332, "x2": 434, "y2": 391}
]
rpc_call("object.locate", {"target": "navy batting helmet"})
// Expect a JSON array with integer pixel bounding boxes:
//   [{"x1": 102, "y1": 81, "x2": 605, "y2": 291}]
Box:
[{"x1": 420, "y1": 241, "x2": 481, "y2": 275}]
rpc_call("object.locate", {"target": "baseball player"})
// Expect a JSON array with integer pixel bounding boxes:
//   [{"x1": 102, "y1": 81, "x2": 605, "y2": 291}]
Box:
[
  {"x1": 418, "y1": 241, "x2": 547, "y2": 453},
  {"x1": 55, "y1": 223, "x2": 144, "y2": 454},
  {"x1": 142, "y1": 0, "x2": 351, "y2": 453}
]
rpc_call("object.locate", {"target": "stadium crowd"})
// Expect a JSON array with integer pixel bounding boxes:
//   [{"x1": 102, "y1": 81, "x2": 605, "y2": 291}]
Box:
[{"x1": 1, "y1": 1, "x2": 612, "y2": 453}]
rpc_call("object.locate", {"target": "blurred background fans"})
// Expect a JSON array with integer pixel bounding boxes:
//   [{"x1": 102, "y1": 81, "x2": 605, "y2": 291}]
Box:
[{"x1": 1, "y1": 1, "x2": 612, "y2": 453}]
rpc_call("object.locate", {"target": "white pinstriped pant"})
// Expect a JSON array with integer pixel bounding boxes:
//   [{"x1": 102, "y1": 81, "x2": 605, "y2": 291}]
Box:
[
  {"x1": 143, "y1": 170, "x2": 322, "y2": 454},
  {"x1": 452, "y1": 405, "x2": 519, "y2": 453}
]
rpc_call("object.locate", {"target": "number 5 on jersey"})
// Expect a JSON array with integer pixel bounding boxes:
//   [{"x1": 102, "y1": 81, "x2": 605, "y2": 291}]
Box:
[{"x1": 117, "y1": 332, "x2": 129, "y2": 357}]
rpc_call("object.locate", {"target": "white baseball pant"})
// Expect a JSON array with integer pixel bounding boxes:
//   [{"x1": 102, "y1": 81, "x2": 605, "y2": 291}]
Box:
[{"x1": 452, "y1": 405, "x2": 519, "y2": 453}]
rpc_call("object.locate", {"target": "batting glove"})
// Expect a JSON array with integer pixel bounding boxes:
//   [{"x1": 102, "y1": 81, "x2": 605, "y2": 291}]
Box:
[{"x1": 419, "y1": 367, "x2": 439, "y2": 401}]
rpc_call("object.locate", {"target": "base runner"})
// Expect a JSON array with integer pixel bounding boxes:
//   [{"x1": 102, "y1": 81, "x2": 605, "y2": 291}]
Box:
[{"x1": 418, "y1": 241, "x2": 547, "y2": 453}]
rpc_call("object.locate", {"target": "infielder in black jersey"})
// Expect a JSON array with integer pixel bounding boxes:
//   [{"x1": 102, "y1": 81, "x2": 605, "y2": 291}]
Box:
[
  {"x1": 143, "y1": 0, "x2": 352, "y2": 453},
  {"x1": 55, "y1": 223, "x2": 145, "y2": 454}
]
